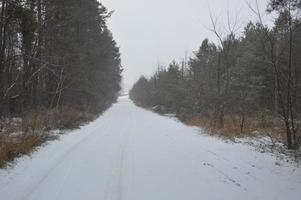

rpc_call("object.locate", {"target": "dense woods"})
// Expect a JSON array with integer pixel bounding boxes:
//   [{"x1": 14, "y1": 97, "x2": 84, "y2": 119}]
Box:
[
  {"x1": 0, "y1": 0, "x2": 122, "y2": 166},
  {"x1": 130, "y1": 0, "x2": 301, "y2": 149},
  {"x1": 0, "y1": 0, "x2": 122, "y2": 117}
]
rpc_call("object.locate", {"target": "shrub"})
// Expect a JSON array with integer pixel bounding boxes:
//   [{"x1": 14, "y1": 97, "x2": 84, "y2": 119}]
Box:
[
  {"x1": 0, "y1": 106, "x2": 95, "y2": 168},
  {"x1": 0, "y1": 134, "x2": 46, "y2": 168},
  {"x1": 52, "y1": 106, "x2": 94, "y2": 130}
]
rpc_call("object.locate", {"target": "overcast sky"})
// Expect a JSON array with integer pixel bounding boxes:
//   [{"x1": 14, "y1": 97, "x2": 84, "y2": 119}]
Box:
[{"x1": 101, "y1": 0, "x2": 270, "y2": 92}]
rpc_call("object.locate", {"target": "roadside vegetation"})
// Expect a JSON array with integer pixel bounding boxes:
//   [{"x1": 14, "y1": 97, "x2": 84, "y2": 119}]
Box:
[
  {"x1": 0, "y1": 108, "x2": 95, "y2": 168},
  {"x1": 0, "y1": 0, "x2": 122, "y2": 168},
  {"x1": 130, "y1": 0, "x2": 301, "y2": 152}
]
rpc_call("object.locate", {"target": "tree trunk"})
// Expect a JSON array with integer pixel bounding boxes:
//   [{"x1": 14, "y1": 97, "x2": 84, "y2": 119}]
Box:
[
  {"x1": 285, "y1": 120, "x2": 293, "y2": 149},
  {"x1": 216, "y1": 53, "x2": 224, "y2": 128},
  {"x1": 0, "y1": 0, "x2": 7, "y2": 116}
]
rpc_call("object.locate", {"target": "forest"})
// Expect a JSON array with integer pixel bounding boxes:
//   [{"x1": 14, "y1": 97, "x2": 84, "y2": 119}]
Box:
[
  {"x1": 0, "y1": 0, "x2": 122, "y2": 167},
  {"x1": 0, "y1": 0, "x2": 122, "y2": 116},
  {"x1": 130, "y1": 0, "x2": 301, "y2": 150}
]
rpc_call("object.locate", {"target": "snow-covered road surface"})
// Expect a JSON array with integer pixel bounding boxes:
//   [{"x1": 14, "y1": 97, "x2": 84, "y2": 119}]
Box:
[{"x1": 1, "y1": 96, "x2": 301, "y2": 200}]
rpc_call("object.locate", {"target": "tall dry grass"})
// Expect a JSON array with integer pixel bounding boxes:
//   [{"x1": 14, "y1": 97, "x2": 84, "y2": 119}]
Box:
[
  {"x1": 182, "y1": 114, "x2": 285, "y2": 142},
  {"x1": 0, "y1": 107, "x2": 95, "y2": 168}
]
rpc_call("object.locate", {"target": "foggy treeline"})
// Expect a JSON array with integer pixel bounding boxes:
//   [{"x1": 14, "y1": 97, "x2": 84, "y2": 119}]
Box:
[
  {"x1": 0, "y1": 0, "x2": 122, "y2": 116},
  {"x1": 130, "y1": 0, "x2": 301, "y2": 149}
]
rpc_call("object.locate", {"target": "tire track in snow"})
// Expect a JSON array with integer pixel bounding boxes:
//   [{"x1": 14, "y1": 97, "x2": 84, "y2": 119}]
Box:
[
  {"x1": 116, "y1": 104, "x2": 135, "y2": 200},
  {"x1": 21, "y1": 117, "x2": 112, "y2": 200},
  {"x1": 199, "y1": 147, "x2": 259, "y2": 181},
  {"x1": 116, "y1": 115, "x2": 132, "y2": 200},
  {"x1": 103, "y1": 105, "x2": 133, "y2": 200},
  {"x1": 202, "y1": 162, "x2": 247, "y2": 191}
]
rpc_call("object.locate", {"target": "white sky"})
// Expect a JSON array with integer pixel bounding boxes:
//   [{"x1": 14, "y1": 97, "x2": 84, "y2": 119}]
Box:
[{"x1": 100, "y1": 0, "x2": 270, "y2": 92}]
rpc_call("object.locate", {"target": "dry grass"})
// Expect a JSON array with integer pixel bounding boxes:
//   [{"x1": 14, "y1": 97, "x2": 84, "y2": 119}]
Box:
[
  {"x1": 182, "y1": 114, "x2": 285, "y2": 142},
  {"x1": 51, "y1": 106, "x2": 94, "y2": 130},
  {"x1": 182, "y1": 114, "x2": 301, "y2": 161},
  {"x1": 0, "y1": 134, "x2": 46, "y2": 168},
  {"x1": 0, "y1": 107, "x2": 95, "y2": 168},
  {"x1": 21, "y1": 106, "x2": 95, "y2": 132}
]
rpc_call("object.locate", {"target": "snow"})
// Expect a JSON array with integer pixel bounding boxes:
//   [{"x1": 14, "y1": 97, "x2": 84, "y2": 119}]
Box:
[{"x1": 0, "y1": 96, "x2": 300, "y2": 200}]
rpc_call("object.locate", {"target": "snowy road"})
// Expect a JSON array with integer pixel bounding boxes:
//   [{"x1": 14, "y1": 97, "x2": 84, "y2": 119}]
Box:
[{"x1": 1, "y1": 96, "x2": 301, "y2": 200}]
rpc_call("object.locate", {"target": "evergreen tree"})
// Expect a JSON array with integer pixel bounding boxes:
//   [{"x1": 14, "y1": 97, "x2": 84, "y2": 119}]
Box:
[{"x1": 0, "y1": 0, "x2": 122, "y2": 116}]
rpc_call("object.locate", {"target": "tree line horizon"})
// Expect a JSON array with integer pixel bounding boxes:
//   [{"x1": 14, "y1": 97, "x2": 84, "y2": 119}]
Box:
[{"x1": 130, "y1": 0, "x2": 301, "y2": 150}]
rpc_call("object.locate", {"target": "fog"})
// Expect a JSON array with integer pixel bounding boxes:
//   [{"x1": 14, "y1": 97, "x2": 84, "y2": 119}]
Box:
[{"x1": 101, "y1": 0, "x2": 270, "y2": 92}]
